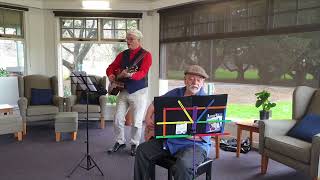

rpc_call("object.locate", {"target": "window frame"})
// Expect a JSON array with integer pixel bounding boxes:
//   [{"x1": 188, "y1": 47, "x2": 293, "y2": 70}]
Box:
[
  {"x1": 59, "y1": 17, "x2": 140, "y2": 42},
  {"x1": 60, "y1": 17, "x2": 99, "y2": 41},
  {"x1": 0, "y1": 8, "x2": 25, "y2": 39}
]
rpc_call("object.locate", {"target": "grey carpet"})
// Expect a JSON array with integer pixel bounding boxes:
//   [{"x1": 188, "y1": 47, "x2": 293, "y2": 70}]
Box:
[{"x1": 0, "y1": 121, "x2": 311, "y2": 180}]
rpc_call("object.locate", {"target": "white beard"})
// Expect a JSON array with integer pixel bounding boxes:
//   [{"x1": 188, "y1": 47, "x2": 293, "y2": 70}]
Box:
[{"x1": 186, "y1": 85, "x2": 200, "y2": 95}]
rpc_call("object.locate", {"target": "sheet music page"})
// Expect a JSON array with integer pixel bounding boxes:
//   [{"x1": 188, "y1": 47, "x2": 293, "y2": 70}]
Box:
[{"x1": 71, "y1": 71, "x2": 97, "y2": 92}]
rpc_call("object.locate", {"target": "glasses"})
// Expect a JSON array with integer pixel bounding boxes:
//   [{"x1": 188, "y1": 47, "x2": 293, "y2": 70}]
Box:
[{"x1": 126, "y1": 37, "x2": 137, "y2": 41}]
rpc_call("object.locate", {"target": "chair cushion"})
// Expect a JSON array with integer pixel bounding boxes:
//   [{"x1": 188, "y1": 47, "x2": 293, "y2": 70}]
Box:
[
  {"x1": 27, "y1": 105, "x2": 59, "y2": 116},
  {"x1": 55, "y1": 112, "x2": 78, "y2": 123},
  {"x1": 287, "y1": 114, "x2": 320, "y2": 142},
  {"x1": 30, "y1": 88, "x2": 53, "y2": 105},
  {"x1": 78, "y1": 92, "x2": 99, "y2": 105},
  {"x1": 72, "y1": 104, "x2": 100, "y2": 113},
  {"x1": 265, "y1": 135, "x2": 311, "y2": 163}
]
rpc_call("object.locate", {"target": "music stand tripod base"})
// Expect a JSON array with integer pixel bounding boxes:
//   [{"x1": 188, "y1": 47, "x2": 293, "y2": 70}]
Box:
[{"x1": 67, "y1": 73, "x2": 104, "y2": 178}]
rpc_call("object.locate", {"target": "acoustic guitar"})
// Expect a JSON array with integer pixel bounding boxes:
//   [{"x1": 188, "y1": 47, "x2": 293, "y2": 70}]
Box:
[
  {"x1": 108, "y1": 51, "x2": 146, "y2": 96},
  {"x1": 108, "y1": 66, "x2": 138, "y2": 96}
]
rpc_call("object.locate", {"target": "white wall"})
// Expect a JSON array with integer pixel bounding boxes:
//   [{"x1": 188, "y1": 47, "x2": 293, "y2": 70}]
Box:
[
  {"x1": 43, "y1": 11, "x2": 58, "y2": 77},
  {"x1": 25, "y1": 8, "x2": 46, "y2": 75},
  {"x1": 141, "y1": 11, "x2": 160, "y2": 103}
]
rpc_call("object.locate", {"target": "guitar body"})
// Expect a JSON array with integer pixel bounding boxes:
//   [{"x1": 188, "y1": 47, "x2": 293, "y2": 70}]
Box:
[
  {"x1": 108, "y1": 66, "x2": 138, "y2": 96},
  {"x1": 108, "y1": 81, "x2": 124, "y2": 95}
]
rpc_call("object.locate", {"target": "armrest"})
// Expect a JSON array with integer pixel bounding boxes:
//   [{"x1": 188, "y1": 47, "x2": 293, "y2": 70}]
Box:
[
  {"x1": 99, "y1": 95, "x2": 107, "y2": 114},
  {"x1": 65, "y1": 95, "x2": 77, "y2": 112},
  {"x1": 259, "y1": 119, "x2": 297, "y2": 154},
  {"x1": 53, "y1": 95, "x2": 64, "y2": 112},
  {"x1": 310, "y1": 133, "x2": 320, "y2": 178},
  {"x1": 17, "y1": 97, "x2": 28, "y2": 118}
]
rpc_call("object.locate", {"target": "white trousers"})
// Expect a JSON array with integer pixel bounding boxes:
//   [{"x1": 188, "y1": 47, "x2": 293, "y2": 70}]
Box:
[{"x1": 114, "y1": 88, "x2": 148, "y2": 145}]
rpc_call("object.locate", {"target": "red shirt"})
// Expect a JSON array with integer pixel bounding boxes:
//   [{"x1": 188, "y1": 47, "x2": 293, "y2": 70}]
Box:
[{"x1": 106, "y1": 46, "x2": 152, "y2": 80}]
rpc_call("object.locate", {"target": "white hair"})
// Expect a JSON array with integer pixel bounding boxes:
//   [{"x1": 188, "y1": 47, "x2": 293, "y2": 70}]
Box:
[{"x1": 127, "y1": 29, "x2": 143, "y2": 39}]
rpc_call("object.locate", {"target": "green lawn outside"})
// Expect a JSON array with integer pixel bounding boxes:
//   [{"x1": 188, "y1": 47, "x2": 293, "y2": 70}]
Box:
[
  {"x1": 226, "y1": 101, "x2": 292, "y2": 122},
  {"x1": 214, "y1": 68, "x2": 237, "y2": 79}
]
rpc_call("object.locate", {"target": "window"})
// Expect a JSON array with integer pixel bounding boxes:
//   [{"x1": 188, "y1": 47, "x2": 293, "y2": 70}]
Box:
[
  {"x1": 101, "y1": 19, "x2": 139, "y2": 40},
  {"x1": 61, "y1": 18, "x2": 98, "y2": 40},
  {"x1": 60, "y1": 17, "x2": 139, "y2": 41},
  {"x1": 0, "y1": 7, "x2": 25, "y2": 76},
  {"x1": 0, "y1": 8, "x2": 24, "y2": 38},
  {"x1": 159, "y1": 0, "x2": 320, "y2": 121},
  {"x1": 56, "y1": 14, "x2": 141, "y2": 96}
]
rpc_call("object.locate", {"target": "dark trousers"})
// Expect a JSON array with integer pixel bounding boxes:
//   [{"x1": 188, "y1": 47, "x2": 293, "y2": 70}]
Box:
[{"x1": 134, "y1": 139, "x2": 207, "y2": 180}]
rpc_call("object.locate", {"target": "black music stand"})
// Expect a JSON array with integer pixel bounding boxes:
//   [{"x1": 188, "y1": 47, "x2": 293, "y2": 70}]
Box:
[
  {"x1": 67, "y1": 71, "x2": 104, "y2": 178},
  {"x1": 154, "y1": 94, "x2": 229, "y2": 179}
]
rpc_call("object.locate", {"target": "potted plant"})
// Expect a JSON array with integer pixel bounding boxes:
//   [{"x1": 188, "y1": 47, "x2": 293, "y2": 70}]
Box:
[
  {"x1": 255, "y1": 90, "x2": 276, "y2": 120},
  {"x1": 0, "y1": 68, "x2": 9, "y2": 77}
]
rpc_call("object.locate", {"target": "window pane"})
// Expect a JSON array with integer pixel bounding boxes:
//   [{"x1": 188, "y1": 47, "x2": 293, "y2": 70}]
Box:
[
  {"x1": 74, "y1": 29, "x2": 85, "y2": 38},
  {"x1": 161, "y1": 31, "x2": 320, "y2": 88},
  {"x1": 299, "y1": 0, "x2": 320, "y2": 9},
  {"x1": 61, "y1": 19, "x2": 73, "y2": 28},
  {"x1": 273, "y1": 13, "x2": 297, "y2": 28},
  {"x1": 86, "y1": 19, "x2": 97, "y2": 28},
  {"x1": 127, "y1": 20, "x2": 138, "y2": 29},
  {"x1": 248, "y1": 16, "x2": 265, "y2": 30},
  {"x1": 273, "y1": 0, "x2": 297, "y2": 13},
  {"x1": 298, "y1": 9, "x2": 320, "y2": 25},
  {"x1": 115, "y1": 20, "x2": 126, "y2": 29},
  {"x1": 74, "y1": 19, "x2": 84, "y2": 28},
  {"x1": 62, "y1": 29, "x2": 73, "y2": 38},
  {"x1": 5, "y1": 27, "x2": 16, "y2": 35},
  {"x1": 0, "y1": 27, "x2": 4, "y2": 34},
  {"x1": 115, "y1": 30, "x2": 126, "y2": 39},
  {"x1": 103, "y1": 19, "x2": 113, "y2": 29},
  {"x1": 0, "y1": 39, "x2": 25, "y2": 76},
  {"x1": 0, "y1": 8, "x2": 23, "y2": 37},
  {"x1": 86, "y1": 29, "x2": 97, "y2": 39},
  {"x1": 103, "y1": 30, "x2": 113, "y2": 39}
]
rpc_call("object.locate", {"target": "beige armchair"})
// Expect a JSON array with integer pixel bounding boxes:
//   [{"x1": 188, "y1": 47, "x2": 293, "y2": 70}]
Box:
[
  {"x1": 65, "y1": 75, "x2": 107, "y2": 129},
  {"x1": 259, "y1": 86, "x2": 320, "y2": 180},
  {"x1": 17, "y1": 75, "x2": 64, "y2": 134}
]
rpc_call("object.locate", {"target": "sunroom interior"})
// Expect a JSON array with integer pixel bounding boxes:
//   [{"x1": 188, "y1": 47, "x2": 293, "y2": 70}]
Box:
[{"x1": 0, "y1": 0, "x2": 320, "y2": 180}]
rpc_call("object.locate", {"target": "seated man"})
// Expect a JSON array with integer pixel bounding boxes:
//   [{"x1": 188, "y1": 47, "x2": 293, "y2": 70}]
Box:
[{"x1": 134, "y1": 65, "x2": 211, "y2": 180}]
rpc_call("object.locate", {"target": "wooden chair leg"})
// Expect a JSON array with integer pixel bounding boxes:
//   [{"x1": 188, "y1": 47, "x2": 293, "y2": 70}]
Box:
[
  {"x1": 17, "y1": 132, "x2": 22, "y2": 141},
  {"x1": 55, "y1": 132, "x2": 61, "y2": 142},
  {"x1": 100, "y1": 116, "x2": 105, "y2": 129},
  {"x1": 215, "y1": 136, "x2": 220, "y2": 159},
  {"x1": 23, "y1": 121, "x2": 27, "y2": 135},
  {"x1": 71, "y1": 132, "x2": 77, "y2": 141},
  {"x1": 261, "y1": 154, "x2": 269, "y2": 174}
]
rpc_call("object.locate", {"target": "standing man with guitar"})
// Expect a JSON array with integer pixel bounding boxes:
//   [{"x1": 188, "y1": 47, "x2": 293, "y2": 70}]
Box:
[{"x1": 106, "y1": 29, "x2": 152, "y2": 156}]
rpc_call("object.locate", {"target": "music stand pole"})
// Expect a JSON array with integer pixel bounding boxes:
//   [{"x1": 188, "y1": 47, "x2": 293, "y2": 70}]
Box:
[{"x1": 67, "y1": 74, "x2": 104, "y2": 178}]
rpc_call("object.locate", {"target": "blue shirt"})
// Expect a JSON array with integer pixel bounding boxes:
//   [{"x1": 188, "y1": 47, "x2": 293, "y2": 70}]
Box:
[{"x1": 162, "y1": 87, "x2": 211, "y2": 156}]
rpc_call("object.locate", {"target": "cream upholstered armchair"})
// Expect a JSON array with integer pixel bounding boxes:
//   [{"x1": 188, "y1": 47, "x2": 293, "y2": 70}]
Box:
[
  {"x1": 65, "y1": 75, "x2": 107, "y2": 129},
  {"x1": 259, "y1": 86, "x2": 320, "y2": 180},
  {"x1": 17, "y1": 75, "x2": 64, "y2": 134}
]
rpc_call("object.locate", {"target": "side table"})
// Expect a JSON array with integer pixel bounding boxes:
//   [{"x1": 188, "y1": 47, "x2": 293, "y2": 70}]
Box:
[
  {"x1": 236, "y1": 122, "x2": 259, "y2": 157},
  {"x1": 0, "y1": 104, "x2": 14, "y2": 115}
]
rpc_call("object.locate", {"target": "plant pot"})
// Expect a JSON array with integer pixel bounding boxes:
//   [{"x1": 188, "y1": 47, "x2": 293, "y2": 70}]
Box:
[{"x1": 259, "y1": 110, "x2": 270, "y2": 120}]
